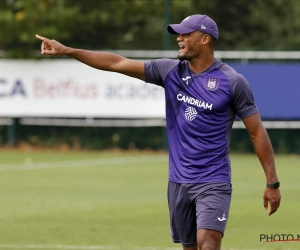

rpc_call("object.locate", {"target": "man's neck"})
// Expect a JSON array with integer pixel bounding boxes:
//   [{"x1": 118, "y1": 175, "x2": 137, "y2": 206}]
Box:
[{"x1": 188, "y1": 53, "x2": 215, "y2": 74}]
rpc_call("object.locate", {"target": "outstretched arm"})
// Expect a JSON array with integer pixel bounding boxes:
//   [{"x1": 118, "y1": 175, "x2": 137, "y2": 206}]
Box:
[
  {"x1": 242, "y1": 112, "x2": 281, "y2": 216},
  {"x1": 35, "y1": 35, "x2": 145, "y2": 81}
]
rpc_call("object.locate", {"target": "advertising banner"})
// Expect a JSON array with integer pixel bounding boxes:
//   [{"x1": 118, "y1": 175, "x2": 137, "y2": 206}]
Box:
[
  {"x1": 228, "y1": 62, "x2": 300, "y2": 120},
  {"x1": 1, "y1": 60, "x2": 300, "y2": 120},
  {"x1": 0, "y1": 60, "x2": 165, "y2": 118}
]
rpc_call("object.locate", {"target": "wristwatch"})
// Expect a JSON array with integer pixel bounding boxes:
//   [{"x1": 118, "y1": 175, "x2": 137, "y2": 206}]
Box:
[{"x1": 266, "y1": 181, "x2": 280, "y2": 189}]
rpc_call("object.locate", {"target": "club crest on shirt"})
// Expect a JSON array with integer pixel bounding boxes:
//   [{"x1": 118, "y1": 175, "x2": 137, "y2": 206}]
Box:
[{"x1": 205, "y1": 77, "x2": 219, "y2": 91}]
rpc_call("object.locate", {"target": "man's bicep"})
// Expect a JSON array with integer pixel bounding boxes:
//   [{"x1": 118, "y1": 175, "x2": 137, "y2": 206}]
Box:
[
  {"x1": 114, "y1": 59, "x2": 145, "y2": 81},
  {"x1": 242, "y1": 112, "x2": 263, "y2": 136}
]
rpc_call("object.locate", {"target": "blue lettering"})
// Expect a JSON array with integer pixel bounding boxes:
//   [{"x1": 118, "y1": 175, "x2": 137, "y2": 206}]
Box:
[
  {"x1": 105, "y1": 85, "x2": 114, "y2": 98},
  {"x1": 105, "y1": 83, "x2": 163, "y2": 100},
  {"x1": 10, "y1": 80, "x2": 26, "y2": 96},
  {"x1": 128, "y1": 86, "x2": 136, "y2": 98}
]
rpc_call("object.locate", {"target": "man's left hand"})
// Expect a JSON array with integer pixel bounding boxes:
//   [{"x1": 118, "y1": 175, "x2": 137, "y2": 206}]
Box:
[{"x1": 263, "y1": 188, "x2": 281, "y2": 216}]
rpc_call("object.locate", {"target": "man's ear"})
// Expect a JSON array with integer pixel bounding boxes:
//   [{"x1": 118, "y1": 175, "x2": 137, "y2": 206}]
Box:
[{"x1": 201, "y1": 34, "x2": 211, "y2": 45}]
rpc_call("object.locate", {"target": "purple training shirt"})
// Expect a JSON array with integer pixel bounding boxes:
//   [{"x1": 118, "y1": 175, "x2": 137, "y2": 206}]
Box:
[{"x1": 144, "y1": 59, "x2": 258, "y2": 184}]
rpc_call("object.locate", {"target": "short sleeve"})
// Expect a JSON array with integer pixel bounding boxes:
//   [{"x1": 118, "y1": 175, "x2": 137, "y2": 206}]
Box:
[
  {"x1": 144, "y1": 59, "x2": 179, "y2": 87},
  {"x1": 231, "y1": 74, "x2": 258, "y2": 119}
]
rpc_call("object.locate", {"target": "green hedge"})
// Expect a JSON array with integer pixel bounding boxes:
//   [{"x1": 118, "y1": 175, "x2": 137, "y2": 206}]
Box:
[
  {"x1": 1, "y1": 123, "x2": 300, "y2": 154},
  {"x1": 2, "y1": 123, "x2": 166, "y2": 151},
  {"x1": 231, "y1": 129, "x2": 300, "y2": 154}
]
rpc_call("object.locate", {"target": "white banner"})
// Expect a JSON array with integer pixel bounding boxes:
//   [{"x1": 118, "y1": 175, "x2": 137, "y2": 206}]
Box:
[{"x1": 0, "y1": 59, "x2": 165, "y2": 118}]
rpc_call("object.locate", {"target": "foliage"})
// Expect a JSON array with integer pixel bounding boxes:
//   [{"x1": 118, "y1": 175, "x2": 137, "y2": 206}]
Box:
[
  {"x1": 1, "y1": 122, "x2": 300, "y2": 154},
  {"x1": 4, "y1": 122, "x2": 166, "y2": 151},
  {"x1": 1, "y1": 0, "x2": 300, "y2": 57}
]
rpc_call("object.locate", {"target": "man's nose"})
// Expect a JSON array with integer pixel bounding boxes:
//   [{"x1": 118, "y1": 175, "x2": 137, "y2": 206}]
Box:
[{"x1": 177, "y1": 34, "x2": 184, "y2": 42}]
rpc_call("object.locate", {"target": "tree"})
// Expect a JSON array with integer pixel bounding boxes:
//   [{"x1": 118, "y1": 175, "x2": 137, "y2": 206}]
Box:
[{"x1": 1, "y1": 0, "x2": 300, "y2": 58}]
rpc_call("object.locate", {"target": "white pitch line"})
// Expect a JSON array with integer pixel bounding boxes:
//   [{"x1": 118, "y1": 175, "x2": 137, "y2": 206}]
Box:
[
  {"x1": 0, "y1": 244, "x2": 180, "y2": 250},
  {"x1": 0, "y1": 245, "x2": 284, "y2": 250},
  {"x1": 0, "y1": 155, "x2": 168, "y2": 171}
]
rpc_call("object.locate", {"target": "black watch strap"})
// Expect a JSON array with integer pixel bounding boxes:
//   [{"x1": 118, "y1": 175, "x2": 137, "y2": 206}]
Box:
[{"x1": 266, "y1": 181, "x2": 280, "y2": 189}]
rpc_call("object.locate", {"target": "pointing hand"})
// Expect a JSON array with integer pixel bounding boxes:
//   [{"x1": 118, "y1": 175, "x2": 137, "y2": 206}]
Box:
[{"x1": 35, "y1": 34, "x2": 68, "y2": 56}]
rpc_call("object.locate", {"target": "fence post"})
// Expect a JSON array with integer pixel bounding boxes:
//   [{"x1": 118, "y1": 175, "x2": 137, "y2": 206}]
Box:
[
  {"x1": 164, "y1": 0, "x2": 171, "y2": 50},
  {"x1": 7, "y1": 118, "x2": 16, "y2": 146}
]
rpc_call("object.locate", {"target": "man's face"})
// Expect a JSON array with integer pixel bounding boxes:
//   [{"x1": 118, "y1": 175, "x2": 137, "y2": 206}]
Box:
[{"x1": 177, "y1": 31, "x2": 206, "y2": 61}]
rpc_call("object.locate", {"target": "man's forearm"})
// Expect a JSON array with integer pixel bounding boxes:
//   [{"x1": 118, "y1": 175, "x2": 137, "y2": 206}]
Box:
[
  {"x1": 66, "y1": 48, "x2": 126, "y2": 72},
  {"x1": 36, "y1": 35, "x2": 145, "y2": 80},
  {"x1": 250, "y1": 128, "x2": 278, "y2": 183}
]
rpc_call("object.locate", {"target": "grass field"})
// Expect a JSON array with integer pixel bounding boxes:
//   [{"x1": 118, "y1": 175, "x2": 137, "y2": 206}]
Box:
[{"x1": 0, "y1": 150, "x2": 299, "y2": 250}]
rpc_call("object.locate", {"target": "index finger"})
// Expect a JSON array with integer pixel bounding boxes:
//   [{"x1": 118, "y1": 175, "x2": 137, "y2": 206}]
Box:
[
  {"x1": 35, "y1": 34, "x2": 50, "y2": 42},
  {"x1": 268, "y1": 201, "x2": 278, "y2": 216}
]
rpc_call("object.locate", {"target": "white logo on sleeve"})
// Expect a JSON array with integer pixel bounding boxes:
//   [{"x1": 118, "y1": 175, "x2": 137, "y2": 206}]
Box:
[
  {"x1": 218, "y1": 213, "x2": 227, "y2": 221},
  {"x1": 182, "y1": 76, "x2": 191, "y2": 85}
]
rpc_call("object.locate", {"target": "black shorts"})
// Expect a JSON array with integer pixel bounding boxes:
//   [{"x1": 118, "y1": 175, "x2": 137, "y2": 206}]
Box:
[{"x1": 167, "y1": 181, "x2": 232, "y2": 247}]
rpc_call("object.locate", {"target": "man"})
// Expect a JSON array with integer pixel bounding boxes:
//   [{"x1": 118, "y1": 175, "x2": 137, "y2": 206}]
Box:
[{"x1": 36, "y1": 14, "x2": 281, "y2": 250}]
